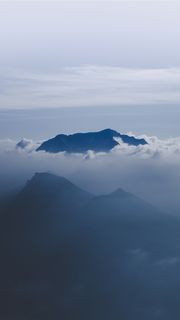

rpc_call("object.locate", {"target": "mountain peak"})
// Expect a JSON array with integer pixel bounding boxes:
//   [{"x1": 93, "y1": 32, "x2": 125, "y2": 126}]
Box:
[
  {"x1": 99, "y1": 128, "x2": 118, "y2": 134},
  {"x1": 36, "y1": 129, "x2": 147, "y2": 154},
  {"x1": 27, "y1": 172, "x2": 70, "y2": 188},
  {"x1": 20, "y1": 172, "x2": 93, "y2": 206},
  {"x1": 32, "y1": 172, "x2": 67, "y2": 183},
  {"x1": 110, "y1": 187, "x2": 133, "y2": 198}
]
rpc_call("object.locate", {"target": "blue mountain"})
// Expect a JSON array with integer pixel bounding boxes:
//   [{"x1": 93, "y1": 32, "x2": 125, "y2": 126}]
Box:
[
  {"x1": 36, "y1": 128, "x2": 147, "y2": 153},
  {"x1": 1, "y1": 172, "x2": 180, "y2": 320}
]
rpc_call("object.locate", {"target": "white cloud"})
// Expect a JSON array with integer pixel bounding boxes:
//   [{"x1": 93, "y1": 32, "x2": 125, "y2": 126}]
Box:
[
  {"x1": 1, "y1": 66, "x2": 180, "y2": 109},
  {"x1": 2, "y1": 133, "x2": 180, "y2": 214},
  {"x1": 16, "y1": 138, "x2": 37, "y2": 152}
]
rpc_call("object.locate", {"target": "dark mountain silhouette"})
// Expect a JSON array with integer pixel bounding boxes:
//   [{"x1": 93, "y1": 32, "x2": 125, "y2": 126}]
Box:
[
  {"x1": 1, "y1": 172, "x2": 92, "y2": 249},
  {"x1": 0, "y1": 172, "x2": 180, "y2": 320},
  {"x1": 19, "y1": 172, "x2": 92, "y2": 209},
  {"x1": 36, "y1": 128, "x2": 147, "y2": 153}
]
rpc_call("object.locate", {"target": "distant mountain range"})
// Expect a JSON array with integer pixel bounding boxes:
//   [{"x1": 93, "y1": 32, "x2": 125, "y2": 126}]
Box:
[
  {"x1": 1, "y1": 172, "x2": 180, "y2": 319},
  {"x1": 36, "y1": 128, "x2": 147, "y2": 153}
]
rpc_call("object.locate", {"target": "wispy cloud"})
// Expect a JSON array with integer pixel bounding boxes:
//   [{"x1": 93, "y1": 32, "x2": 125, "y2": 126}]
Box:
[
  {"x1": 155, "y1": 257, "x2": 180, "y2": 267},
  {"x1": 1, "y1": 66, "x2": 180, "y2": 109}
]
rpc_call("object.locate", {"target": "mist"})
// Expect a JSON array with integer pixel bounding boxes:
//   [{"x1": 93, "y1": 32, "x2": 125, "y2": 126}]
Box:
[
  {"x1": 1, "y1": 137, "x2": 180, "y2": 319},
  {"x1": 1, "y1": 134, "x2": 180, "y2": 214}
]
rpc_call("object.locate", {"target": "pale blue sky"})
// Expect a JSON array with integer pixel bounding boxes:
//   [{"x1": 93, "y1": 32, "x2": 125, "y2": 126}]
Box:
[
  {"x1": 0, "y1": 105, "x2": 180, "y2": 139},
  {"x1": 1, "y1": 1, "x2": 180, "y2": 72},
  {"x1": 0, "y1": 1, "x2": 180, "y2": 137}
]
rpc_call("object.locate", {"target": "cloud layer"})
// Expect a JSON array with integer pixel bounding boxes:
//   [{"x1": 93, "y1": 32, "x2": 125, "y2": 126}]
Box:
[
  {"x1": 1, "y1": 66, "x2": 180, "y2": 109},
  {"x1": 1, "y1": 133, "x2": 180, "y2": 215}
]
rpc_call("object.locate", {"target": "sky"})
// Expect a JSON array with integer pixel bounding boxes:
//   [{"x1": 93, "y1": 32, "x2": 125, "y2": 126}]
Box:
[
  {"x1": 1, "y1": 1, "x2": 180, "y2": 71},
  {"x1": 0, "y1": 1, "x2": 180, "y2": 113},
  {"x1": 1, "y1": 105, "x2": 180, "y2": 140}
]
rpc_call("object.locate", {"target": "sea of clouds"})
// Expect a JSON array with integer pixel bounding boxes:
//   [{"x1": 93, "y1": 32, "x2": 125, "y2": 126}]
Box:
[{"x1": 1, "y1": 133, "x2": 180, "y2": 214}]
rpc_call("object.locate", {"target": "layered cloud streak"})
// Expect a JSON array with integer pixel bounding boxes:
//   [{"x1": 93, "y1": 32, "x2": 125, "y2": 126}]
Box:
[{"x1": 1, "y1": 66, "x2": 180, "y2": 109}]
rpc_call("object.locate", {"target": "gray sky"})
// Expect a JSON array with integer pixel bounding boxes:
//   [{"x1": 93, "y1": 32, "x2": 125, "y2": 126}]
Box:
[
  {"x1": 1, "y1": 1, "x2": 180, "y2": 70},
  {"x1": 0, "y1": 0, "x2": 180, "y2": 143},
  {"x1": 0, "y1": 1, "x2": 180, "y2": 110},
  {"x1": 0, "y1": 105, "x2": 180, "y2": 140}
]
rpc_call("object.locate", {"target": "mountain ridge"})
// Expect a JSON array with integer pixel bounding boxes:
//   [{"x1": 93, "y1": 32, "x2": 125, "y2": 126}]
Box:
[
  {"x1": 36, "y1": 128, "x2": 147, "y2": 153},
  {"x1": 1, "y1": 172, "x2": 180, "y2": 320}
]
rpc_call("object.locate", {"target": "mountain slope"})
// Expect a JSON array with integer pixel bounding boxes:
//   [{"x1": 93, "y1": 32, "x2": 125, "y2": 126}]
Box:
[
  {"x1": 19, "y1": 172, "x2": 92, "y2": 207},
  {"x1": 2, "y1": 172, "x2": 92, "y2": 247},
  {"x1": 1, "y1": 173, "x2": 180, "y2": 320},
  {"x1": 36, "y1": 128, "x2": 147, "y2": 153}
]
